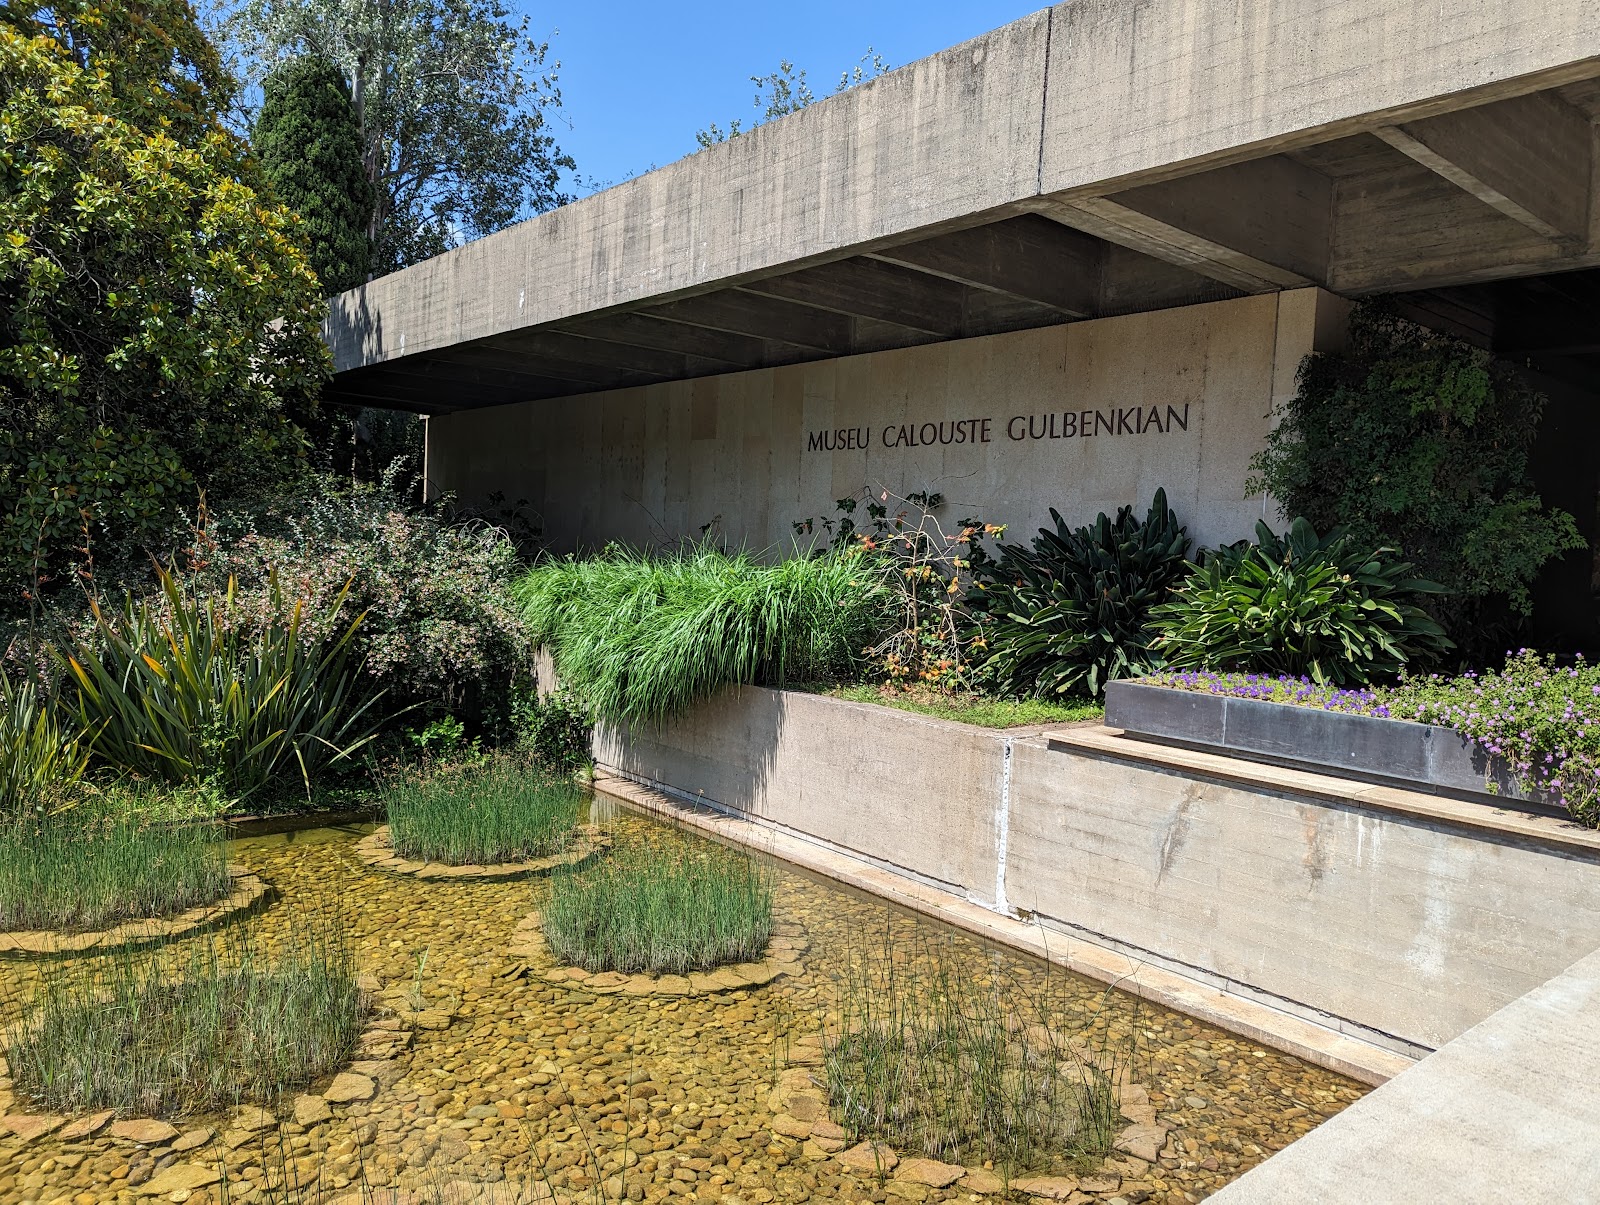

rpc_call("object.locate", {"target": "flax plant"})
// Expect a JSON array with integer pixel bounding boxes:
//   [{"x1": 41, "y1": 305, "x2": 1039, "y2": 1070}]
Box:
[
  {"x1": 0, "y1": 668, "x2": 87, "y2": 813},
  {"x1": 542, "y1": 840, "x2": 774, "y2": 975}
]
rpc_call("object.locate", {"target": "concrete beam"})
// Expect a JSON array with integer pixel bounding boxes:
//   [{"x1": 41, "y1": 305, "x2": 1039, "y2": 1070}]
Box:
[
  {"x1": 1030, "y1": 195, "x2": 1315, "y2": 294},
  {"x1": 866, "y1": 216, "x2": 1101, "y2": 316},
  {"x1": 643, "y1": 291, "x2": 855, "y2": 354},
  {"x1": 556, "y1": 311, "x2": 768, "y2": 367},
  {"x1": 740, "y1": 258, "x2": 969, "y2": 336},
  {"x1": 1375, "y1": 91, "x2": 1593, "y2": 244}
]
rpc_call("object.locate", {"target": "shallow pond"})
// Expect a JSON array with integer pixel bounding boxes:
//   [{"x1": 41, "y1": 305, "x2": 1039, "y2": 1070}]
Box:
[{"x1": 0, "y1": 794, "x2": 1367, "y2": 1204}]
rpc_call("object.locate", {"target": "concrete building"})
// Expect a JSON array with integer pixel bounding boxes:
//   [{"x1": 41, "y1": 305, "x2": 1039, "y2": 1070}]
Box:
[{"x1": 325, "y1": 0, "x2": 1600, "y2": 640}]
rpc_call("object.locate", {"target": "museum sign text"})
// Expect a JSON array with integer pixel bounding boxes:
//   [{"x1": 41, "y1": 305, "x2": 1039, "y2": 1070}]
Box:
[{"x1": 806, "y1": 404, "x2": 1192, "y2": 453}]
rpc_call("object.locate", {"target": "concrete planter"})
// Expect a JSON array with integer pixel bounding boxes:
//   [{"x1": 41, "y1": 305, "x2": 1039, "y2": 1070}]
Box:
[{"x1": 1104, "y1": 680, "x2": 1547, "y2": 809}]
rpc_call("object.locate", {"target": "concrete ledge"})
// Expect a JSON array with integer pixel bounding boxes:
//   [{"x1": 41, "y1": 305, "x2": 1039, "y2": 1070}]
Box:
[
  {"x1": 593, "y1": 770, "x2": 1411, "y2": 1087},
  {"x1": 1207, "y1": 944, "x2": 1600, "y2": 1203}
]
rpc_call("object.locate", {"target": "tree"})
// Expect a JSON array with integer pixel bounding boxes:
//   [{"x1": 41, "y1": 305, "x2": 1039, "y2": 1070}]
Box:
[
  {"x1": 255, "y1": 55, "x2": 372, "y2": 294},
  {"x1": 0, "y1": 11, "x2": 329, "y2": 611},
  {"x1": 696, "y1": 48, "x2": 890, "y2": 149},
  {"x1": 227, "y1": 0, "x2": 574, "y2": 274},
  {"x1": 1248, "y1": 304, "x2": 1585, "y2": 654}
]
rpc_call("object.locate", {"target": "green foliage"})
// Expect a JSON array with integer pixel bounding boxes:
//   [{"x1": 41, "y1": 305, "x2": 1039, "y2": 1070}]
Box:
[
  {"x1": 255, "y1": 55, "x2": 372, "y2": 294},
  {"x1": 515, "y1": 545, "x2": 888, "y2": 725},
  {"x1": 229, "y1": 0, "x2": 574, "y2": 273},
  {"x1": 824, "y1": 926, "x2": 1122, "y2": 1175},
  {"x1": 824, "y1": 684, "x2": 1102, "y2": 730},
  {"x1": 1249, "y1": 305, "x2": 1584, "y2": 646},
  {"x1": 189, "y1": 476, "x2": 536, "y2": 736},
  {"x1": 970, "y1": 490, "x2": 1191, "y2": 700},
  {"x1": 1152, "y1": 518, "x2": 1452, "y2": 686},
  {"x1": 0, "y1": 20, "x2": 329, "y2": 608},
  {"x1": 63, "y1": 568, "x2": 383, "y2": 800},
  {"x1": 383, "y1": 756, "x2": 583, "y2": 865},
  {"x1": 517, "y1": 690, "x2": 594, "y2": 773},
  {"x1": 0, "y1": 668, "x2": 86, "y2": 813},
  {"x1": 0, "y1": 812, "x2": 229, "y2": 932},
  {"x1": 6, "y1": 915, "x2": 364, "y2": 1115},
  {"x1": 696, "y1": 48, "x2": 889, "y2": 148},
  {"x1": 542, "y1": 840, "x2": 774, "y2": 976},
  {"x1": 1385, "y1": 650, "x2": 1600, "y2": 826}
]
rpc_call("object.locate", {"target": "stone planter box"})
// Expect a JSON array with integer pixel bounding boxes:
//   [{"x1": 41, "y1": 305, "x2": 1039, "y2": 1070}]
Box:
[{"x1": 1103, "y1": 680, "x2": 1548, "y2": 809}]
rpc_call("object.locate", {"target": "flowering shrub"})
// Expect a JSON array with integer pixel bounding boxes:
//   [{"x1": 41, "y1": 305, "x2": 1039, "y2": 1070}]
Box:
[
  {"x1": 1145, "y1": 651, "x2": 1600, "y2": 826},
  {"x1": 1385, "y1": 651, "x2": 1600, "y2": 825}
]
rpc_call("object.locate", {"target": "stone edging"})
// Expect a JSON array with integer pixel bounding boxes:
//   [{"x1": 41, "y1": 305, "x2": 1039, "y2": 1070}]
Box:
[
  {"x1": 767, "y1": 1031, "x2": 1171, "y2": 1199},
  {"x1": 0, "y1": 868, "x2": 274, "y2": 959},
  {"x1": 507, "y1": 914, "x2": 808, "y2": 996},
  {"x1": 355, "y1": 823, "x2": 612, "y2": 881}
]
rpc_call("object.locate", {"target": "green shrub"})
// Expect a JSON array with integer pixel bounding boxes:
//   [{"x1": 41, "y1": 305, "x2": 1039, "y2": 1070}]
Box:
[
  {"x1": 1249, "y1": 304, "x2": 1584, "y2": 650},
  {"x1": 64, "y1": 568, "x2": 383, "y2": 800},
  {"x1": 516, "y1": 545, "x2": 887, "y2": 724},
  {"x1": 6, "y1": 915, "x2": 364, "y2": 1116},
  {"x1": 542, "y1": 840, "x2": 774, "y2": 975},
  {"x1": 0, "y1": 669, "x2": 86, "y2": 814},
  {"x1": 0, "y1": 811, "x2": 229, "y2": 932},
  {"x1": 970, "y1": 489, "x2": 1190, "y2": 699},
  {"x1": 824, "y1": 926, "x2": 1122, "y2": 1175},
  {"x1": 383, "y1": 756, "x2": 584, "y2": 864},
  {"x1": 518, "y1": 690, "x2": 594, "y2": 772},
  {"x1": 1152, "y1": 518, "x2": 1452, "y2": 685}
]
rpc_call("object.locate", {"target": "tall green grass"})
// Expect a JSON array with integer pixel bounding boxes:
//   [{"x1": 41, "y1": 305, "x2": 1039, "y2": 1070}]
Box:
[
  {"x1": 824, "y1": 928, "x2": 1125, "y2": 1176},
  {"x1": 542, "y1": 840, "x2": 774, "y2": 974},
  {"x1": 6, "y1": 913, "x2": 364, "y2": 1115},
  {"x1": 384, "y1": 756, "x2": 585, "y2": 864},
  {"x1": 64, "y1": 568, "x2": 384, "y2": 800},
  {"x1": 0, "y1": 669, "x2": 87, "y2": 814},
  {"x1": 0, "y1": 812, "x2": 230, "y2": 932},
  {"x1": 515, "y1": 545, "x2": 888, "y2": 724}
]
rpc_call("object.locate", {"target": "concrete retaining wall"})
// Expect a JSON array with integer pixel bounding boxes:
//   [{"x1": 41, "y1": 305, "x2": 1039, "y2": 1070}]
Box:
[{"x1": 597, "y1": 687, "x2": 1600, "y2": 1059}]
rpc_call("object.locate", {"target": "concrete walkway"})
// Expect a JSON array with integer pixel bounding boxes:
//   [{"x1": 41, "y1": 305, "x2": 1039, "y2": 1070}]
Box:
[{"x1": 1209, "y1": 945, "x2": 1600, "y2": 1202}]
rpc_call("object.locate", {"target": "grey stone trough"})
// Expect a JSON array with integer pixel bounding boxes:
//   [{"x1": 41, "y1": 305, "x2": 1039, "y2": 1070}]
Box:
[{"x1": 1102, "y1": 680, "x2": 1550, "y2": 811}]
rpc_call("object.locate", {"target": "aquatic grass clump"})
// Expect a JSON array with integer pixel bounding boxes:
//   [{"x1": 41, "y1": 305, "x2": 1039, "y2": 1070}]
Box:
[
  {"x1": 825, "y1": 928, "x2": 1125, "y2": 1176},
  {"x1": 384, "y1": 757, "x2": 585, "y2": 864},
  {"x1": 0, "y1": 813, "x2": 230, "y2": 932},
  {"x1": 515, "y1": 544, "x2": 889, "y2": 724},
  {"x1": 6, "y1": 915, "x2": 365, "y2": 1116},
  {"x1": 542, "y1": 840, "x2": 774, "y2": 975}
]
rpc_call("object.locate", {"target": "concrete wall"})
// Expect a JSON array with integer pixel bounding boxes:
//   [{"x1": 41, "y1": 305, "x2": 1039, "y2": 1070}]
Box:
[
  {"x1": 429, "y1": 289, "x2": 1343, "y2": 553},
  {"x1": 596, "y1": 687, "x2": 1600, "y2": 1057}
]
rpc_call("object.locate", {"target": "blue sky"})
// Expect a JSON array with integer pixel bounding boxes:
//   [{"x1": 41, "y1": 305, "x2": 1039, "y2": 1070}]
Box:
[{"x1": 536, "y1": 1, "x2": 1046, "y2": 193}]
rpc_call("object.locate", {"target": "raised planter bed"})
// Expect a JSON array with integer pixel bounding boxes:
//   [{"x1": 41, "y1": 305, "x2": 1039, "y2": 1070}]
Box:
[{"x1": 1103, "y1": 680, "x2": 1550, "y2": 811}]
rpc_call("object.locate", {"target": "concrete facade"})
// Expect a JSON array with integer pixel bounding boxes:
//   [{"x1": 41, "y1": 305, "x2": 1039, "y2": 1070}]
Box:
[
  {"x1": 596, "y1": 687, "x2": 1600, "y2": 1060},
  {"x1": 428, "y1": 290, "x2": 1341, "y2": 552}
]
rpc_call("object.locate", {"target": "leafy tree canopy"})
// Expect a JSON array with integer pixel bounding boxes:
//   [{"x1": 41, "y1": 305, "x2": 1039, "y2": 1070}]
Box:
[
  {"x1": 227, "y1": 0, "x2": 575, "y2": 275},
  {"x1": 255, "y1": 54, "x2": 371, "y2": 294},
  {"x1": 0, "y1": 12, "x2": 328, "y2": 612},
  {"x1": 1248, "y1": 304, "x2": 1585, "y2": 651}
]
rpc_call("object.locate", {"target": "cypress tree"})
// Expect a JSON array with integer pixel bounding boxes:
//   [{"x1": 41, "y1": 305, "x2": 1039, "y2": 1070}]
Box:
[{"x1": 255, "y1": 57, "x2": 372, "y2": 295}]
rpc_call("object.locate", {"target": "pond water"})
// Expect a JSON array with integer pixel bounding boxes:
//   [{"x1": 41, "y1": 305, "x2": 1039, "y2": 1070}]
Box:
[{"x1": 0, "y1": 794, "x2": 1367, "y2": 1204}]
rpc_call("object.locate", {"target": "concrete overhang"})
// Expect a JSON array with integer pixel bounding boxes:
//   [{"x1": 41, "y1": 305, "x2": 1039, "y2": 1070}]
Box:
[{"x1": 325, "y1": 0, "x2": 1600, "y2": 414}]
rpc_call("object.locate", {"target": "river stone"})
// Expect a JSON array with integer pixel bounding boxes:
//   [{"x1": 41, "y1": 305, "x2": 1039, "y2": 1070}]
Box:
[
  {"x1": 895, "y1": 1158, "x2": 966, "y2": 1188},
  {"x1": 323, "y1": 1072, "x2": 377, "y2": 1103},
  {"x1": 136, "y1": 1162, "x2": 222, "y2": 1195},
  {"x1": 1011, "y1": 1176, "x2": 1081, "y2": 1200},
  {"x1": 58, "y1": 1110, "x2": 114, "y2": 1140},
  {"x1": 231, "y1": 1106, "x2": 275, "y2": 1132},
  {"x1": 170, "y1": 1128, "x2": 214, "y2": 1153},
  {"x1": 109, "y1": 1118, "x2": 180, "y2": 1144},
  {"x1": 1115, "y1": 1123, "x2": 1166, "y2": 1163},
  {"x1": 771, "y1": 1114, "x2": 811, "y2": 1139},
  {"x1": 1, "y1": 1113, "x2": 64, "y2": 1142},
  {"x1": 961, "y1": 1169, "x2": 1006, "y2": 1195},
  {"x1": 293, "y1": 1094, "x2": 333, "y2": 1125},
  {"x1": 836, "y1": 1141, "x2": 899, "y2": 1173}
]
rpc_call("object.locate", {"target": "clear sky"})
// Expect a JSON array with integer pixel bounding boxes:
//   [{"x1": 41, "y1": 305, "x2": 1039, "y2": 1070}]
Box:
[{"x1": 535, "y1": 1, "x2": 1048, "y2": 194}]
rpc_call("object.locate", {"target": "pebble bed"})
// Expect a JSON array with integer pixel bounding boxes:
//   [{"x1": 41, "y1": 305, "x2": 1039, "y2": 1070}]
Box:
[{"x1": 0, "y1": 803, "x2": 1368, "y2": 1204}]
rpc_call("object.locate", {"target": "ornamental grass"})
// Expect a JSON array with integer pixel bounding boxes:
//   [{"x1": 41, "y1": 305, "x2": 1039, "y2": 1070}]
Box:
[
  {"x1": 5, "y1": 914, "x2": 364, "y2": 1116},
  {"x1": 824, "y1": 928, "x2": 1125, "y2": 1178},
  {"x1": 542, "y1": 840, "x2": 774, "y2": 975},
  {"x1": 383, "y1": 756, "x2": 585, "y2": 865},
  {"x1": 514, "y1": 544, "x2": 888, "y2": 725},
  {"x1": 0, "y1": 812, "x2": 230, "y2": 933}
]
